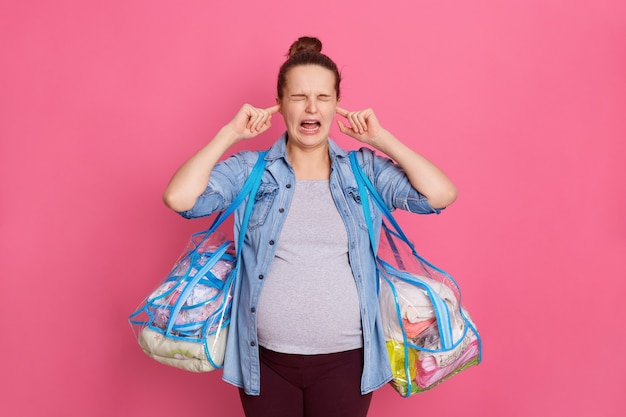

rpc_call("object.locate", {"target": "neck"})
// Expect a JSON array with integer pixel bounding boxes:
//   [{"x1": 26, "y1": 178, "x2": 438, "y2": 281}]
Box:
[{"x1": 286, "y1": 141, "x2": 331, "y2": 180}]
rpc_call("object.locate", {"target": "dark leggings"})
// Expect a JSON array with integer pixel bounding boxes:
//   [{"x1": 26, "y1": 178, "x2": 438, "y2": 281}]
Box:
[{"x1": 239, "y1": 346, "x2": 373, "y2": 417}]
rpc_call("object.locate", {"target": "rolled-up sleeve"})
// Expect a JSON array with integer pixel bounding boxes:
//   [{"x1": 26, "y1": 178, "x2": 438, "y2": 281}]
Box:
[
  {"x1": 367, "y1": 148, "x2": 443, "y2": 215},
  {"x1": 405, "y1": 188, "x2": 442, "y2": 214},
  {"x1": 178, "y1": 189, "x2": 225, "y2": 219},
  {"x1": 178, "y1": 151, "x2": 254, "y2": 219}
]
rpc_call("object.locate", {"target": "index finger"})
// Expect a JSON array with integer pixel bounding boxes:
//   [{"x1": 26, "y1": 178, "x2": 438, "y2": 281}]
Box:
[
  {"x1": 336, "y1": 107, "x2": 350, "y2": 117},
  {"x1": 265, "y1": 104, "x2": 281, "y2": 114}
]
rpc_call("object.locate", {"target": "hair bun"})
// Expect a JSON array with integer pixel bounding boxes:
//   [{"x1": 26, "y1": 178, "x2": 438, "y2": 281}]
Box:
[{"x1": 287, "y1": 36, "x2": 322, "y2": 57}]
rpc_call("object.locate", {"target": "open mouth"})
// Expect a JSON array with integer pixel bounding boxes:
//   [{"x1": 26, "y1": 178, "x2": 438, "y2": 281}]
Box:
[{"x1": 300, "y1": 120, "x2": 321, "y2": 133}]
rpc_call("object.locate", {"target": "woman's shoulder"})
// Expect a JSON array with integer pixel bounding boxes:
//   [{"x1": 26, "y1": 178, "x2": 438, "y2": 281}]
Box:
[
  {"x1": 221, "y1": 150, "x2": 265, "y2": 171},
  {"x1": 351, "y1": 146, "x2": 395, "y2": 170}
]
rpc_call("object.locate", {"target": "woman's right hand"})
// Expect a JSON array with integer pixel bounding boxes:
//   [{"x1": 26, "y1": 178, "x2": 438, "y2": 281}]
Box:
[
  {"x1": 163, "y1": 103, "x2": 280, "y2": 212},
  {"x1": 226, "y1": 104, "x2": 281, "y2": 141}
]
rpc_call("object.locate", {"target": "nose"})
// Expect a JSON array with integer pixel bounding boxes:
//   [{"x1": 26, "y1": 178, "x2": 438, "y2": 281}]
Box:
[{"x1": 305, "y1": 98, "x2": 317, "y2": 113}]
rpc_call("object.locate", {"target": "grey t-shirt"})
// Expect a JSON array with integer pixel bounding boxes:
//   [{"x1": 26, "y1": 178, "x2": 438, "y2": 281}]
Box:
[{"x1": 256, "y1": 180, "x2": 364, "y2": 354}]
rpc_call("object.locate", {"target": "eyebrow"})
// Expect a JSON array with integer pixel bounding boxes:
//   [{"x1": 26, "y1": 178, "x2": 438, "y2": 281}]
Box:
[{"x1": 289, "y1": 93, "x2": 333, "y2": 98}]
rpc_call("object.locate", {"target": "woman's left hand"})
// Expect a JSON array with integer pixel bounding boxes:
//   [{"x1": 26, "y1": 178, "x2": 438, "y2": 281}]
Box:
[
  {"x1": 336, "y1": 107, "x2": 386, "y2": 146},
  {"x1": 337, "y1": 106, "x2": 457, "y2": 209}
]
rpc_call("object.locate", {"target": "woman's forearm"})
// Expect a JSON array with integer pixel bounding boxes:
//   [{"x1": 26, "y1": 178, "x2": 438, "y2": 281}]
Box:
[
  {"x1": 336, "y1": 107, "x2": 457, "y2": 210},
  {"x1": 162, "y1": 127, "x2": 239, "y2": 212},
  {"x1": 162, "y1": 104, "x2": 279, "y2": 213},
  {"x1": 372, "y1": 130, "x2": 457, "y2": 210}
]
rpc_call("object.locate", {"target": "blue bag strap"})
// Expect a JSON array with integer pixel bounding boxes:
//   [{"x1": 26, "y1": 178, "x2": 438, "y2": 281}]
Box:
[
  {"x1": 349, "y1": 153, "x2": 457, "y2": 288},
  {"x1": 166, "y1": 242, "x2": 230, "y2": 334},
  {"x1": 165, "y1": 151, "x2": 268, "y2": 336},
  {"x1": 348, "y1": 152, "x2": 456, "y2": 350},
  {"x1": 207, "y1": 151, "x2": 268, "y2": 236},
  {"x1": 378, "y1": 260, "x2": 455, "y2": 349},
  {"x1": 203, "y1": 150, "x2": 267, "y2": 369},
  {"x1": 351, "y1": 153, "x2": 378, "y2": 256},
  {"x1": 235, "y1": 151, "x2": 267, "y2": 256},
  {"x1": 348, "y1": 152, "x2": 413, "y2": 249}
]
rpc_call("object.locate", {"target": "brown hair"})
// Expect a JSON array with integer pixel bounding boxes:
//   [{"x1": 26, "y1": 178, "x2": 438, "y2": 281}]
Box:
[{"x1": 277, "y1": 36, "x2": 342, "y2": 99}]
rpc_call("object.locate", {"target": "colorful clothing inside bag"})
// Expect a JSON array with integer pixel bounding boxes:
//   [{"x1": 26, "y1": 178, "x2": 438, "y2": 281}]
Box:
[{"x1": 386, "y1": 306, "x2": 480, "y2": 395}]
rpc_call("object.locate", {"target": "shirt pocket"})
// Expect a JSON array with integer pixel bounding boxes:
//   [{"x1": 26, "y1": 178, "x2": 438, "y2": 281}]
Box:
[
  {"x1": 248, "y1": 183, "x2": 279, "y2": 230},
  {"x1": 344, "y1": 186, "x2": 379, "y2": 231}
]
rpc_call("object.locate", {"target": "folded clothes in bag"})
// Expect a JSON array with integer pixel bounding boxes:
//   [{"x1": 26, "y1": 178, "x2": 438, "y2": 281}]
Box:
[
  {"x1": 129, "y1": 231, "x2": 236, "y2": 372},
  {"x1": 128, "y1": 152, "x2": 267, "y2": 372},
  {"x1": 349, "y1": 152, "x2": 482, "y2": 396}
]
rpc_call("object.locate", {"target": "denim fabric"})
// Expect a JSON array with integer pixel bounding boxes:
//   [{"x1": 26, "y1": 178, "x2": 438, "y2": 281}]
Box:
[{"x1": 180, "y1": 133, "x2": 440, "y2": 395}]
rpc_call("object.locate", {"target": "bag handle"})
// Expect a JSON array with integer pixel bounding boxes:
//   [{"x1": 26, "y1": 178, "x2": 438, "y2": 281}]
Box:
[
  {"x1": 166, "y1": 242, "x2": 231, "y2": 335},
  {"x1": 348, "y1": 153, "x2": 461, "y2": 284},
  {"x1": 235, "y1": 151, "x2": 268, "y2": 255},
  {"x1": 348, "y1": 152, "x2": 457, "y2": 349},
  {"x1": 204, "y1": 151, "x2": 268, "y2": 239},
  {"x1": 167, "y1": 151, "x2": 268, "y2": 335}
]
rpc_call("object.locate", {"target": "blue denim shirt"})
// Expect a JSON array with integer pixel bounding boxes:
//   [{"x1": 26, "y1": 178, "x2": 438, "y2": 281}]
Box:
[{"x1": 181, "y1": 133, "x2": 440, "y2": 395}]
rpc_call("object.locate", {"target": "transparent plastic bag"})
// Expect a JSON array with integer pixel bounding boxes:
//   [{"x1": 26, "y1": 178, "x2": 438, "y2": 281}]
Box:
[
  {"x1": 129, "y1": 151, "x2": 267, "y2": 372},
  {"x1": 129, "y1": 230, "x2": 236, "y2": 372},
  {"x1": 377, "y1": 224, "x2": 481, "y2": 396},
  {"x1": 349, "y1": 152, "x2": 482, "y2": 396}
]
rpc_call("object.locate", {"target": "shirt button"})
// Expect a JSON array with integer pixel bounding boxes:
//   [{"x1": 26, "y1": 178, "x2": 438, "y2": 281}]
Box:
[
  {"x1": 286, "y1": 184, "x2": 292, "y2": 188},
  {"x1": 258, "y1": 274, "x2": 264, "y2": 280},
  {"x1": 269, "y1": 240, "x2": 275, "y2": 245},
  {"x1": 250, "y1": 307, "x2": 256, "y2": 313},
  {"x1": 278, "y1": 208, "x2": 285, "y2": 213},
  {"x1": 250, "y1": 341, "x2": 256, "y2": 347}
]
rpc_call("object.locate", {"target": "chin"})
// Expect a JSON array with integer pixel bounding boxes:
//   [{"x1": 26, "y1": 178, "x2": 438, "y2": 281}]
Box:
[{"x1": 288, "y1": 129, "x2": 329, "y2": 144}]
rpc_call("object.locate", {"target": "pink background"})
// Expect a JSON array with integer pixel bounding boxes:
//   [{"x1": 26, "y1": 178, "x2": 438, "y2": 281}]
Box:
[{"x1": 2, "y1": 1, "x2": 625, "y2": 416}]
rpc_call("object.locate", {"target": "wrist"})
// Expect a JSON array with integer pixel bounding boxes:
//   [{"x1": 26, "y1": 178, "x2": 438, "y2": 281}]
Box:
[
  {"x1": 218, "y1": 125, "x2": 244, "y2": 145},
  {"x1": 369, "y1": 129, "x2": 394, "y2": 151}
]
